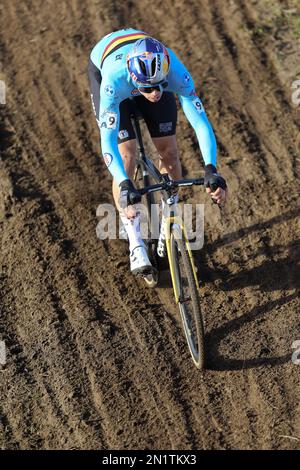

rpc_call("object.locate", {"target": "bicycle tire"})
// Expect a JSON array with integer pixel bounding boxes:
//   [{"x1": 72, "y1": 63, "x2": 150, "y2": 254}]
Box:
[{"x1": 170, "y1": 223, "x2": 205, "y2": 369}]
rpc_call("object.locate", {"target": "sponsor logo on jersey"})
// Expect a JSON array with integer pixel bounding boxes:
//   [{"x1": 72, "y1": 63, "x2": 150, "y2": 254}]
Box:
[
  {"x1": 159, "y1": 122, "x2": 173, "y2": 133},
  {"x1": 183, "y1": 73, "x2": 191, "y2": 84},
  {"x1": 104, "y1": 84, "x2": 115, "y2": 97},
  {"x1": 103, "y1": 153, "x2": 113, "y2": 167},
  {"x1": 115, "y1": 54, "x2": 123, "y2": 61},
  {"x1": 118, "y1": 129, "x2": 129, "y2": 140}
]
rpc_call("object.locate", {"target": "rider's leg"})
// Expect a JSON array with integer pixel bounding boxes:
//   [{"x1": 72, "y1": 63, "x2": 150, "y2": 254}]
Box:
[
  {"x1": 113, "y1": 138, "x2": 152, "y2": 273},
  {"x1": 152, "y1": 136, "x2": 181, "y2": 258},
  {"x1": 136, "y1": 92, "x2": 179, "y2": 258},
  {"x1": 152, "y1": 134, "x2": 182, "y2": 180},
  {"x1": 112, "y1": 138, "x2": 141, "y2": 249}
]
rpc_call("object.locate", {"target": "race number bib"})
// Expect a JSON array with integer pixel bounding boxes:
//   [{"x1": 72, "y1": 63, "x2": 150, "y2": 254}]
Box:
[
  {"x1": 101, "y1": 112, "x2": 118, "y2": 130},
  {"x1": 192, "y1": 98, "x2": 204, "y2": 114}
]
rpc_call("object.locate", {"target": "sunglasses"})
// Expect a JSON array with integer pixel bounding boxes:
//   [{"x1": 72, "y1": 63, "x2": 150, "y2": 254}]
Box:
[{"x1": 138, "y1": 82, "x2": 168, "y2": 94}]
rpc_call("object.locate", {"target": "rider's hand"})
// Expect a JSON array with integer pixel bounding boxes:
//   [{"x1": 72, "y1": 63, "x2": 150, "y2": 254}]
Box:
[
  {"x1": 119, "y1": 179, "x2": 141, "y2": 219},
  {"x1": 204, "y1": 164, "x2": 228, "y2": 205}
]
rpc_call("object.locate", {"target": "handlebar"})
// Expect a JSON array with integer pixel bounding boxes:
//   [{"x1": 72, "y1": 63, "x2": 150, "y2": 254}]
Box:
[{"x1": 137, "y1": 177, "x2": 205, "y2": 196}]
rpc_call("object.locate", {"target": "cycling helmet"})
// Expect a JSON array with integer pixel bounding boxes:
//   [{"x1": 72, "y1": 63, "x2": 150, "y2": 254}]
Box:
[{"x1": 127, "y1": 37, "x2": 170, "y2": 86}]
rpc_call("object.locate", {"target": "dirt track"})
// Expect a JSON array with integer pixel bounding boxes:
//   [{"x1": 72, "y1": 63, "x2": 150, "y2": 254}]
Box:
[{"x1": 0, "y1": 0, "x2": 300, "y2": 450}]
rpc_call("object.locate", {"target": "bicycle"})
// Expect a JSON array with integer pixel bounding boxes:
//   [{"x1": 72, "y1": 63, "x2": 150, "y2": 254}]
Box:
[{"x1": 130, "y1": 103, "x2": 206, "y2": 369}]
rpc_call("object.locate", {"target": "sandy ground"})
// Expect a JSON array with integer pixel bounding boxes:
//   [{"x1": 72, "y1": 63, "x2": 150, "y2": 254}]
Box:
[{"x1": 0, "y1": 0, "x2": 299, "y2": 450}]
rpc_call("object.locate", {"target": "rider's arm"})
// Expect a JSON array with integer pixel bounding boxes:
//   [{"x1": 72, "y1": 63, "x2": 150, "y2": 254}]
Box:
[
  {"x1": 167, "y1": 50, "x2": 217, "y2": 167},
  {"x1": 98, "y1": 79, "x2": 128, "y2": 186},
  {"x1": 179, "y1": 94, "x2": 217, "y2": 167}
]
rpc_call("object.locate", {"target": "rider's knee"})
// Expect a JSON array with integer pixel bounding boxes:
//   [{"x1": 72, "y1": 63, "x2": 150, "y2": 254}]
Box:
[{"x1": 159, "y1": 145, "x2": 178, "y2": 166}]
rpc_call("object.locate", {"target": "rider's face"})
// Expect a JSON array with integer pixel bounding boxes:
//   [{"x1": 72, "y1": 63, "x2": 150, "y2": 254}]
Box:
[{"x1": 139, "y1": 90, "x2": 163, "y2": 102}]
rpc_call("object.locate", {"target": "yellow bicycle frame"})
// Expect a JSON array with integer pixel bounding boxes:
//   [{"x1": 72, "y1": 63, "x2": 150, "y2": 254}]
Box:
[{"x1": 164, "y1": 215, "x2": 200, "y2": 303}]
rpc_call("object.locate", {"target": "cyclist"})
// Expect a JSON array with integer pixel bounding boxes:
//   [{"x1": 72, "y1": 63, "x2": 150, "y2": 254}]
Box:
[{"x1": 88, "y1": 28, "x2": 227, "y2": 275}]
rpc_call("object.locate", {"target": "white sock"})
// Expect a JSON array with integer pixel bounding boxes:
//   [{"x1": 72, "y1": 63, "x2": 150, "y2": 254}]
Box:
[{"x1": 120, "y1": 212, "x2": 144, "y2": 253}]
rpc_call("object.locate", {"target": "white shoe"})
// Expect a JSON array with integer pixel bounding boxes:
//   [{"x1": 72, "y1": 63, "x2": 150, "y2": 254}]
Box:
[{"x1": 130, "y1": 245, "x2": 153, "y2": 276}]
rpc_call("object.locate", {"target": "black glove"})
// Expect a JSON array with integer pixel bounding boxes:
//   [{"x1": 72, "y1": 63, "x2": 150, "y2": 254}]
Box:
[
  {"x1": 119, "y1": 179, "x2": 141, "y2": 209},
  {"x1": 204, "y1": 164, "x2": 227, "y2": 192}
]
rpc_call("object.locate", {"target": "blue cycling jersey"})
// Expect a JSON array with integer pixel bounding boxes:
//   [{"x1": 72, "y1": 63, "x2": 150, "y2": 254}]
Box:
[{"x1": 90, "y1": 28, "x2": 217, "y2": 185}]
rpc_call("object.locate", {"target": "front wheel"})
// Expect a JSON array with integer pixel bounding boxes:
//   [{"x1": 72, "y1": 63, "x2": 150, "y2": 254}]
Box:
[{"x1": 169, "y1": 224, "x2": 205, "y2": 369}]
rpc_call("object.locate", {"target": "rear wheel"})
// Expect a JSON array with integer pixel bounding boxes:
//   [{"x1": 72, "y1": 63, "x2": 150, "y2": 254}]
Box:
[{"x1": 170, "y1": 224, "x2": 205, "y2": 369}]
